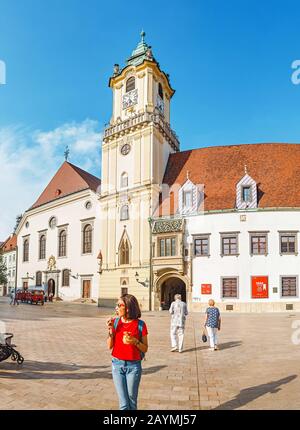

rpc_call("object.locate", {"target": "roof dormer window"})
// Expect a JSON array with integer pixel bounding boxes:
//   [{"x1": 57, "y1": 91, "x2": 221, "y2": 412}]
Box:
[{"x1": 242, "y1": 186, "x2": 251, "y2": 203}]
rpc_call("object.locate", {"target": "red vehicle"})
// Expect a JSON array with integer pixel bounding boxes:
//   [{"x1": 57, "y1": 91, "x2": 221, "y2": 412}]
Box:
[{"x1": 29, "y1": 290, "x2": 45, "y2": 305}]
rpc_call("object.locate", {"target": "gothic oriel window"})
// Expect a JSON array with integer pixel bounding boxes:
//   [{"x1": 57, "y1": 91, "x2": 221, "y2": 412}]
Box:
[
  {"x1": 119, "y1": 238, "x2": 130, "y2": 265},
  {"x1": 23, "y1": 239, "x2": 29, "y2": 262},
  {"x1": 36, "y1": 271, "x2": 42, "y2": 287},
  {"x1": 120, "y1": 205, "x2": 129, "y2": 221},
  {"x1": 39, "y1": 235, "x2": 46, "y2": 260},
  {"x1": 62, "y1": 269, "x2": 70, "y2": 287},
  {"x1": 59, "y1": 230, "x2": 67, "y2": 257},
  {"x1": 83, "y1": 224, "x2": 92, "y2": 254},
  {"x1": 126, "y1": 76, "x2": 135, "y2": 93}
]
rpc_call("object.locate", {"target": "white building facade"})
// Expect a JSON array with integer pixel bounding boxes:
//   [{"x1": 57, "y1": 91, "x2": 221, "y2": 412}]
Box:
[
  {"x1": 0, "y1": 235, "x2": 17, "y2": 296},
  {"x1": 16, "y1": 162, "x2": 101, "y2": 302}
]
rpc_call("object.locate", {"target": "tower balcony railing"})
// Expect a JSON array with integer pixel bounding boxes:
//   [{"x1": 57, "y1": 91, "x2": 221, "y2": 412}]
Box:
[{"x1": 103, "y1": 111, "x2": 180, "y2": 151}]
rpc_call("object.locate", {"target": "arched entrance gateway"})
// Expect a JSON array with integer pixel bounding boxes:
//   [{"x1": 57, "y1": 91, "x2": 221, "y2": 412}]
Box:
[
  {"x1": 47, "y1": 279, "x2": 55, "y2": 297},
  {"x1": 161, "y1": 277, "x2": 186, "y2": 310},
  {"x1": 154, "y1": 271, "x2": 189, "y2": 311}
]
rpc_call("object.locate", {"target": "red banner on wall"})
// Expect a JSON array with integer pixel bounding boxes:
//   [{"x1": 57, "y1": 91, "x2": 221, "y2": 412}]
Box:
[
  {"x1": 201, "y1": 284, "x2": 212, "y2": 294},
  {"x1": 252, "y1": 276, "x2": 268, "y2": 298}
]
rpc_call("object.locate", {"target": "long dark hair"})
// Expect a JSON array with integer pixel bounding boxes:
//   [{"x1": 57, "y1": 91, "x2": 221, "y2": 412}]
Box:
[{"x1": 120, "y1": 294, "x2": 141, "y2": 320}]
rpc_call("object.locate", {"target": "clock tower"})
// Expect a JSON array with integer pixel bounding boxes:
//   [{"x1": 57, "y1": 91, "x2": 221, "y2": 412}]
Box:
[{"x1": 99, "y1": 32, "x2": 179, "y2": 310}]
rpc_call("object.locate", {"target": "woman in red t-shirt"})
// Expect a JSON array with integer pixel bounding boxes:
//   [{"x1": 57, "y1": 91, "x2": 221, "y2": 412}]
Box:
[{"x1": 106, "y1": 294, "x2": 148, "y2": 410}]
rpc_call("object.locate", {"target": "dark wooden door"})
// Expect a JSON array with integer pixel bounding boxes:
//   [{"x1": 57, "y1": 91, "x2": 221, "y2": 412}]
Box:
[{"x1": 82, "y1": 280, "x2": 91, "y2": 298}]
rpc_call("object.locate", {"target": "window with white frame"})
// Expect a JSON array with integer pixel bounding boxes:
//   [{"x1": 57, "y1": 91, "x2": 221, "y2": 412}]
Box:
[{"x1": 121, "y1": 172, "x2": 128, "y2": 188}]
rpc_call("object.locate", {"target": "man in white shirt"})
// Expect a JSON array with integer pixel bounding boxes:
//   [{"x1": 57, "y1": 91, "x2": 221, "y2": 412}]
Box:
[{"x1": 169, "y1": 294, "x2": 188, "y2": 353}]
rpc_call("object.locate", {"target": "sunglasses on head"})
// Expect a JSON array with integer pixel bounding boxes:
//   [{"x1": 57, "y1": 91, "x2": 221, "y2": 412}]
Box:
[{"x1": 116, "y1": 303, "x2": 125, "y2": 308}]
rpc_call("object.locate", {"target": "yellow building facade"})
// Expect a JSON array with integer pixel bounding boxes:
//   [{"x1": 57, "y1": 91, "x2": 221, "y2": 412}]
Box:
[{"x1": 99, "y1": 33, "x2": 181, "y2": 310}]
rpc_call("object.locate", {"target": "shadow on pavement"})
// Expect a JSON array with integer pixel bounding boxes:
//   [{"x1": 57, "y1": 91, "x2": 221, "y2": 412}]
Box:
[
  {"x1": 184, "y1": 341, "x2": 242, "y2": 353},
  {"x1": 0, "y1": 360, "x2": 167, "y2": 380},
  {"x1": 214, "y1": 375, "x2": 297, "y2": 410}
]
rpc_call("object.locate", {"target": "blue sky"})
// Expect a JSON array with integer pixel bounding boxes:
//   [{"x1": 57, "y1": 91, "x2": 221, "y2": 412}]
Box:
[{"x1": 0, "y1": 0, "x2": 300, "y2": 237}]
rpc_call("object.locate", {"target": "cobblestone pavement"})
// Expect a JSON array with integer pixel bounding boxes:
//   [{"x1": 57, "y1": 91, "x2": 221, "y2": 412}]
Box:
[{"x1": 0, "y1": 297, "x2": 300, "y2": 410}]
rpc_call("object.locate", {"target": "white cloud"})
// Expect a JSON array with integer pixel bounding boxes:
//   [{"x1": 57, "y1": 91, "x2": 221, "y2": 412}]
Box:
[{"x1": 0, "y1": 119, "x2": 102, "y2": 239}]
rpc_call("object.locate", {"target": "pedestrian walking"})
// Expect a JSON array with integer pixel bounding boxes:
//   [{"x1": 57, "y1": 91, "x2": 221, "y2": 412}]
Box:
[
  {"x1": 106, "y1": 293, "x2": 148, "y2": 410},
  {"x1": 204, "y1": 299, "x2": 221, "y2": 351},
  {"x1": 169, "y1": 294, "x2": 188, "y2": 353},
  {"x1": 9, "y1": 289, "x2": 19, "y2": 306}
]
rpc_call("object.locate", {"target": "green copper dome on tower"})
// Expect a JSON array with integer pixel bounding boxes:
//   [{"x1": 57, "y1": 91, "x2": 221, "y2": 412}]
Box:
[{"x1": 126, "y1": 30, "x2": 155, "y2": 67}]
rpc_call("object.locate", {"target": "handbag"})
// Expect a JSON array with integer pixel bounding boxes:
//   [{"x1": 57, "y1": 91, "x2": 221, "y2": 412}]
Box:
[{"x1": 202, "y1": 328, "x2": 207, "y2": 343}]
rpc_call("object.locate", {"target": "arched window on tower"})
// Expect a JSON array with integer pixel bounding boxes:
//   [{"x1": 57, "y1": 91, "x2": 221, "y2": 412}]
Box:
[
  {"x1": 120, "y1": 172, "x2": 128, "y2": 188},
  {"x1": 158, "y1": 83, "x2": 163, "y2": 100},
  {"x1": 120, "y1": 205, "x2": 129, "y2": 221},
  {"x1": 23, "y1": 239, "x2": 29, "y2": 262},
  {"x1": 119, "y1": 237, "x2": 130, "y2": 265},
  {"x1": 126, "y1": 76, "x2": 135, "y2": 93}
]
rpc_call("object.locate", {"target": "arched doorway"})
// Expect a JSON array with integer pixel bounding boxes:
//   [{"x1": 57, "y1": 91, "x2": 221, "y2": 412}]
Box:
[
  {"x1": 48, "y1": 279, "x2": 55, "y2": 297},
  {"x1": 161, "y1": 277, "x2": 186, "y2": 310}
]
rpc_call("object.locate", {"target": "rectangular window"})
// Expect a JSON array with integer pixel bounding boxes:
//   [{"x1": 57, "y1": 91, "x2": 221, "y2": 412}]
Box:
[
  {"x1": 183, "y1": 190, "x2": 192, "y2": 208},
  {"x1": 222, "y1": 236, "x2": 238, "y2": 255},
  {"x1": 280, "y1": 235, "x2": 296, "y2": 254},
  {"x1": 194, "y1": 237, "x2": 209, "y2": 256},
  {"x1": 281, "y1": 277, "x2": 297, "y2": 297},
  {"x1": 222, "y1": 278, "x2": 238, "y2": 298},
  {"x1": 251, "y1": 235, "x2": 267, "y2": 255},
  {"x1": 242, "y1": 186, "x2": 251, "y2": 202},
  {"x1": 159, "y1": 237, "x2": 176, "y2": 257}
]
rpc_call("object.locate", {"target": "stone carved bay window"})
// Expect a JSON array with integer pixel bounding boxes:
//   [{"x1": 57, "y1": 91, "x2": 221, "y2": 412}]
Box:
[
  {"x1": 62, "y1": 269, "x2": 70, "y2": 287},
  {"x1": 39, "y1": 235, "x2": 46, "y2": 260},
  {"x1": 159, "y1": 237, "x2": 176, "y2": 257},
  {"x1": 83, "y1": 224, "x2": 93, "y2": 254}
]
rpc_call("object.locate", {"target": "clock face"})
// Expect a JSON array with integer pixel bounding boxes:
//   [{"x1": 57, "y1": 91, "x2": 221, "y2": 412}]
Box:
[
  {"x1": 121, "y1": 143, "x2": 131, "y2": 156},
  {"x1": 122, "y1": 89, "x2": 138, "y2": 110}
]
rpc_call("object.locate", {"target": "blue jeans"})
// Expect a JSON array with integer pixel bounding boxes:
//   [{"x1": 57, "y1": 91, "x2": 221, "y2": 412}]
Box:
[{"x1": 111, "y1": 358, "x2": 142, "y2": 410}]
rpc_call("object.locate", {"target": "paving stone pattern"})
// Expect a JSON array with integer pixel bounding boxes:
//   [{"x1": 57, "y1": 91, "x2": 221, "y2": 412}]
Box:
[{"x1": 0, "y1": 298, "x2": 300, "y2": 410}]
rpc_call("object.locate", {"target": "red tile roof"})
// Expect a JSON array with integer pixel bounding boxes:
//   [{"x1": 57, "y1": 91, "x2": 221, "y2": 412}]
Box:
[
  {"x1": 158, "y1": 143, "x2": 300, "y2": 216},
  {"x1": 30, "y1": 161, "x2": 100, "y2": 210},
  {"x1": 1, "y1": 234, "x2": 17, "y2": 253}
]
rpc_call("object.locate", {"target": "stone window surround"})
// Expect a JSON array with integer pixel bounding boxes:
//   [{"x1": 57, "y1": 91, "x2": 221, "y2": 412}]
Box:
[
  {"x1": 249, "y1": 231, "x2": 269, "y2": 256},
  {"x1": 38, "y1": 230, "x2": 47, "y2": 261},
  {"x1": 220, "y1": 232, "x2": 240, "y2": 257},
  {"x1": 280, "y1": 275, "x2": 298, "y2": 298},
  {"x1": 62, "y1": 268, "x2": 70, "y2": 287},
  {"x1": 278, "y1": 231, "x2": 298, "y2": 256},
  {"x1": 154, "y1": 233, "x2": 180, "y2": 258},
  {"x1": 221, "y1": 276, "x2": 239, "y2": 299},
  {"x1": 57, "y1": 224, "x2": 69, "y2": 259},
  {"x1": 81, "y1": 218, "x2": 95, "y2": 256},
  {"x1": 22, "y1": 234, "x2": 30, "y2": 263},
  {"x1": 192, "y1": 233, "x2": 211, "y2": 258}
]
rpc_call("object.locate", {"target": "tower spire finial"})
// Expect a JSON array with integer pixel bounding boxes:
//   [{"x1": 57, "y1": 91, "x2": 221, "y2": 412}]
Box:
[
  {"x1": 141, "y1": 29, "x2": 146, "y2": 42},
  {"x1": 64, "y1": 145, "x2": 70, "y2": 161}
]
